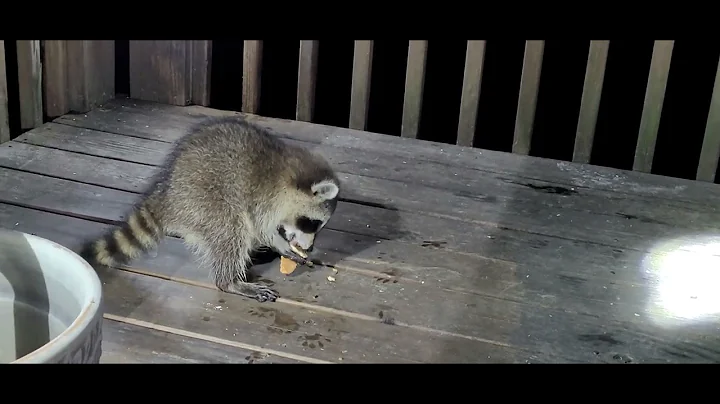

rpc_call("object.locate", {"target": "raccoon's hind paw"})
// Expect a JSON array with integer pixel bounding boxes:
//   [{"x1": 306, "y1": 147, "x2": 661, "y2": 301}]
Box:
[{"x1": 225, "y1": 281, "x2": 280, "y2": 303}]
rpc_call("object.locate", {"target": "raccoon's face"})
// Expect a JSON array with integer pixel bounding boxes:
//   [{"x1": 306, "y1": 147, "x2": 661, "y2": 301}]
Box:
[{"x1": 274, "y1": 178, "x2": 339, "y2": 257}]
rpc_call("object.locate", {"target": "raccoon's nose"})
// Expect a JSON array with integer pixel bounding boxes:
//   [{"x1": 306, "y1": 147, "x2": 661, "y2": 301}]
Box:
[{"x1": 306, "y1": 245, "x2": 314, "y2": 253}]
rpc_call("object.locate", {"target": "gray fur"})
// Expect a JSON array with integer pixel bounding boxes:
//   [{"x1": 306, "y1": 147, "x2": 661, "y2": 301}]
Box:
[{"x1": 83, "y1": 116, "x2": 340, "y2": 303}]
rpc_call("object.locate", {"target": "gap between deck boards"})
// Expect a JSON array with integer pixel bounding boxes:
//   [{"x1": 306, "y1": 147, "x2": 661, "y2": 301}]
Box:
[
  {"x1": 3, "y1": 99, "x2": 720, "y2": 363},
  {"x1": 1, "y1": 125, "x2": 714, "y2": 313},
  {"x1": 5, "y1": 124, "x2": 718, "y2": 292},
  {"x1": 19, "y1": 119, "x2": 720, "y2": 254},
  {"x1": 103, "y1": 313, "x2": 332, "y2": 364},
  {"x1": 117, "y1": 265, "x2": 515, "y2": 348},
  {"x1": 57, "y1": 97, "x2": 720, "y2": 210}
]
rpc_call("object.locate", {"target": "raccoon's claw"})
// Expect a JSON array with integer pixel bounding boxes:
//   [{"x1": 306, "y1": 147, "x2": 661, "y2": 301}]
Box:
[
  {"x1": 226, "y1": 281, "x2": 280, "y2": 303},
  {"x1": 251, "y1": 285, "x2": 279, "y2": 303}
]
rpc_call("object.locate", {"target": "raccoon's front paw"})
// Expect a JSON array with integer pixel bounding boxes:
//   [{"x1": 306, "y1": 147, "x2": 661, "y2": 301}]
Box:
[{"x1": 228, "y1": 281, "x2": 280, "y2": 303}]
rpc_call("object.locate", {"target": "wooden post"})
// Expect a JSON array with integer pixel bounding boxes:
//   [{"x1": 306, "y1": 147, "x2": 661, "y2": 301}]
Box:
[
  {"x1": 572, "y1": 40, "x2": 610, "y2": 164},
  {"x1": 16, "y1": 40, "x2": 43, "y2": 129},
  {"x1": 129, "y1": 40, "x2": 211, "y2": 106},
  {"x1": 296, "y1": 40, "x2": 319, "y2": 122},
  {"x1": 696, "y1": 54, "x2": 720, "y2": 182},
  {"x1": 0, "y1": 41, "x2": 9, "y2": 143},
  {"x1": 456, "y1": 40, "x2": 486, "y2": 147},
  {"x1": 191, "y1": 40, "x2": 212, "y2": 107},
  {"x1": 512, "y1": 40, "x2": 544, "y2": 155},
  {"x1": 401, "y1": 40, "x2": 428, "y2": 139},
  {"x1": 633, "y1": 40, "x2": 674, "y2": 173},
  {"x1": 43, "y1": 40, "x2": 115, "y2": 117},
  {"x1": 242, "y1": 40, "x2": 263, "y2": 114},
  {"x1": 349, "y1": 40, "x2": 373, "y2": 130}
]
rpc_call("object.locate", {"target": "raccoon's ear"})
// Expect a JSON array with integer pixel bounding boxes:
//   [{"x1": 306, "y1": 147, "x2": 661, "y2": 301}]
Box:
[{"x1": 311, "y1": 179, "x2": 339, "y2": 201}]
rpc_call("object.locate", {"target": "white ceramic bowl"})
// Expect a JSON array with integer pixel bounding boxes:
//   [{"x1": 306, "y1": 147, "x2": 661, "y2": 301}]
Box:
[{"x1": 0, "y1": 229, "x2": 103, "y2": 363}]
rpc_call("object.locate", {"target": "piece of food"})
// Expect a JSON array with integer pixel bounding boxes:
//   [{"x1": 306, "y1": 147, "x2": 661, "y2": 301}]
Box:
[
  {"x1": 289, "y1": 243, "x2": 308, "y2": 258},
  {"x1": 280, "y1": 256, "x2": 298, "y2": 275}
]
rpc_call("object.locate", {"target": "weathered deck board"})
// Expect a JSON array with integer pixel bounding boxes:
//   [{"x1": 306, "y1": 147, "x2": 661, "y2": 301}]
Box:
[
  {"x1": 1, "y1": 96, "x2": 720, "y2": 363},
  {"x1": 53, "y1": 97, "x2": 720, "y2": 209},
  {"x1": 3, "y1": 199, "x2": 717, "y2": 364},
  {"x1": 0, "y1": 203, "x2": 533, "y2": 363},
  {"x1": 101, "y1": 319, "x2": 299, "y2": 364},
  {"x1": 24, "y1": 121, "x2": 720, "y2": 253}
]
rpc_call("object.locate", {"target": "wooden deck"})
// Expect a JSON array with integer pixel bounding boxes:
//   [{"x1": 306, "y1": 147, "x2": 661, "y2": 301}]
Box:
[{"x1": 2, "y1": 97, "x2": 720, "y2": 363}]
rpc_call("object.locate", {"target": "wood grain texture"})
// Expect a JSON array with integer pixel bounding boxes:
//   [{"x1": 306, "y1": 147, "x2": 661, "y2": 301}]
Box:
[
  {"x1": 573, "y1": 40, "x2": 610, "y2": 164},
  {"x1": 349, "y1": 40, "x2": 373, "y2": 130},
  {"x1": 129, "y1": 41, "x2": 190, "y2": 106},
  {"x1": 633, "y1": 40, "x2": 674, "y2": 173},
  {"x1": 6, "y1": 100, "x2": 720, "y2": 363},
  {"x1": 191, "y1": 40, "x2": 212, "y2": 106},
  {"x1": 296, "y1": 40, "x2": 319, "y2": 122},
  {"x1": 0, "y1": 41, "x2": 8, "y2": 143},
  {"x1": 242, "y1": 40, "x2": 263, "y2": 114},
  {"x1": 696, "y1": 54, "x2": 720, "y2": 183},
  {"x1": 0, "y1": 201, "x2": 534, "y2": 363},
  {"x1": 0, "y1": 172, "x2": 684, "y2": 363},
  {"x1": 65, "y1": 40, "x2": 115, "y2": 114},
  {"x1": 401, "y1": 40, "x2": 428, "y2": 139},
  {"x1": 512, "y1": 40, "x2": 544, "y2": 155},
  {"x1": 101, "y1": 318, "x2": 300, "y2": 363},
  {"x1": 16, "y1": 40, "x2": 43, "y2": 129},
  {"x1": 53, "y1": 98, "x2": 720, "y2": 209},
  {"x1": 42, "y1": 41, "x2": 68, "y2": 117},
  {"x1": 456, "y1": 40, "x2": 486, "y2": 147}
]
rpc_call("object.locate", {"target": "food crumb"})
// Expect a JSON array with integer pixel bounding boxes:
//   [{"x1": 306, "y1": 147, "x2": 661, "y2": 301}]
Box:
[
  {"x1": 331, "y1": 267, "x2": 338, "y2": 273},
  {"x1": 327, "y1": 276, "x2": 336, "y2": 282}
]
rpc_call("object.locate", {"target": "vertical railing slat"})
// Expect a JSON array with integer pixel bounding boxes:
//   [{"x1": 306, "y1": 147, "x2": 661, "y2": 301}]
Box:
[
  {"x1": 242, "y1": 40, "x2": 263, "y2": 114},
  {"x1": 0, "y1": 41, "x2": 9, "y2": 143},
  {"x1": 296, "y1": 40, "x2": 319, "y2": 122},
  {"x1": 401, "y1": 40, "x2": 428, "y2": 139},
  {"x1": 191, "y1": 40, "x2": 212, "y2": 107},
  {"x1": 633, "y1": 40, "x2": 674, "y2": 173},
  {"x1": 42, "y1": 40, "x2": 68, "y2": 118},
  {"x1": 129, "y1": 41, "x2": 189, "y2": 105},
  {"x1": 512, "y1": 40, "x2": 545, "y2": 155},
  {"x1": 456, "y1": 40, "x2": 486, "y2": 147},
  {"x1": 572, "y1": 40, "x2": 610, "y2": 164},
  {"x1": 349, "y1": 40, "x2": 374, "y2": 130},
  {"x1": 696, "y1": 54, "x2": 720, "y2": 182},
  {"x1": 16, "y1": 40, "x2": 43, "y2": 130}
]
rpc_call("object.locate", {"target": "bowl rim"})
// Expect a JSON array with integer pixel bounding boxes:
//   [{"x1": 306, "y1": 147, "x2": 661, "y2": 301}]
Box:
[{"x1": 7, "y1": 231, "x2": 103, "y2": 364}]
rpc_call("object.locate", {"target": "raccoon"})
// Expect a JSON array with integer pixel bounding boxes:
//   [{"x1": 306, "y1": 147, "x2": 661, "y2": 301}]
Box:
[{"x1": 81, "y1": 116, "x2": 340, "y2": 303}]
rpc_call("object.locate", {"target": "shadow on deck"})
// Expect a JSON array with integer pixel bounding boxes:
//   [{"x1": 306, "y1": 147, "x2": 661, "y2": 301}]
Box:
[{"x1": 1, "y1": 97, "x2": 720, "y2": 363}]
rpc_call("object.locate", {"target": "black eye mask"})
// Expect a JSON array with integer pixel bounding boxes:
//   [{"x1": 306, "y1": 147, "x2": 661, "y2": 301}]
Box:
[{"x1": 296, "y1": 216, "x2": 323, "y2": 234}]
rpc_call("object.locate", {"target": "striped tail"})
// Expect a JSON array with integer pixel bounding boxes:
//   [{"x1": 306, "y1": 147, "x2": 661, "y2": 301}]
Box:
[{"x1": 81, "y1": 201, "x2": 163, "y2": 268}]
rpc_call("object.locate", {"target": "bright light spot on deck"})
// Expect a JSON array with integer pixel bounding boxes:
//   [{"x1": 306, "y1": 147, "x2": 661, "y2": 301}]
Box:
[{"x1": 644, "y1": 236, "x2": 720, "y2": 326}]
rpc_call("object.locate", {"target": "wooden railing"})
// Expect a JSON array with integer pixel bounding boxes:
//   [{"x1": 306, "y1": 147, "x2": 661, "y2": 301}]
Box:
[{"x1": 1, "y1": 40, "x2": 720, "y2": 183}]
